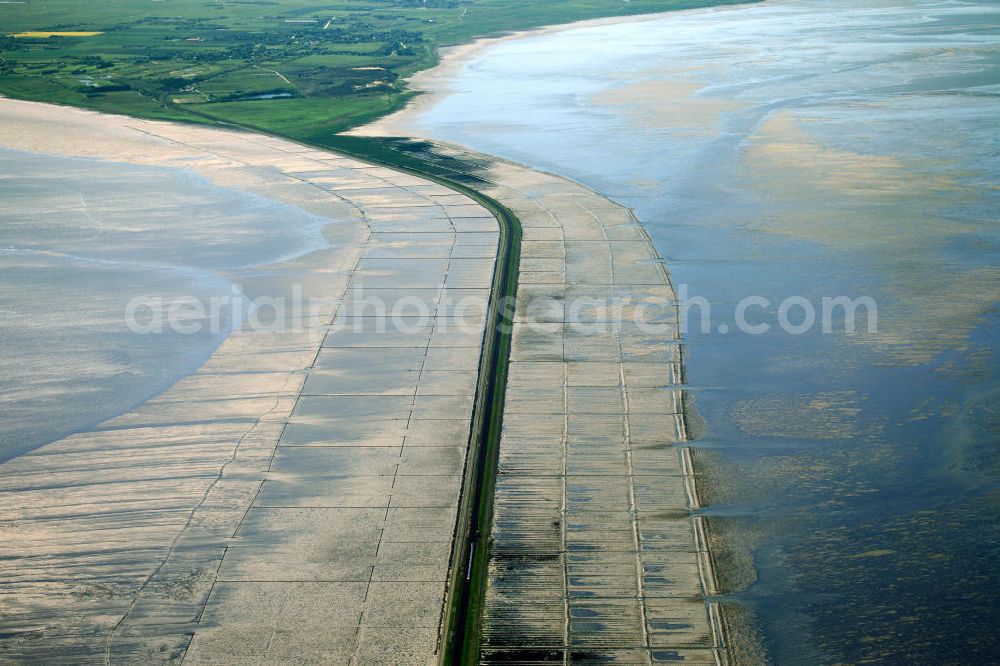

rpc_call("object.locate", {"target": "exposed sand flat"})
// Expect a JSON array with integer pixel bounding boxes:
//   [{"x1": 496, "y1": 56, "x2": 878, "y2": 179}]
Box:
[
  {"x1": 409, "y1": 142, "x2": 722, "y2": 663},
  {"x1": 0, "y1": 99, "x2": 497, "y2": 663}
]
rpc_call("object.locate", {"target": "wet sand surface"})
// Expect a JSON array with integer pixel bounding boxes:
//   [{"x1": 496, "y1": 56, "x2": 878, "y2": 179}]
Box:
[
  {"x1": 419, "y1": 142, "x2": 721, "y2": 663},
  {"x1": 0, "y1": 99, "x2": 496, "y2": 663},
  {"x1": 0, "y1": 146, "x2": 330, "y2": 461}
]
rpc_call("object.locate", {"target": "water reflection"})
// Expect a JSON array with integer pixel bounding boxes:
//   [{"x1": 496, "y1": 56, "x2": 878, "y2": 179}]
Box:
[{"x1": 0, "y1": 149, "x2": 329, "y2": 460}]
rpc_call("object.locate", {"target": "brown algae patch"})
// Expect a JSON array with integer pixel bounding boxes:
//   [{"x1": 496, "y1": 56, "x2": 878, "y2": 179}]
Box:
[
  {"x1": 591, "y1": 78, "x2": 745, "y2": 137},
  {"x1": 731, "y1": 391, "x2": 867, "y2": 440},
  {"x1": 740, "y1": 110, "x2": 1000, "y2": 368},
  {"x1": 741, "y1": 111, "x2": 962, "y2": 246}
]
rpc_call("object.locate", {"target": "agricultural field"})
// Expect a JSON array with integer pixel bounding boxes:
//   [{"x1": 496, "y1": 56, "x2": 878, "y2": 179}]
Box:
[{"x1": 0, "y1": 0, "x2": 743, "y2": 145}]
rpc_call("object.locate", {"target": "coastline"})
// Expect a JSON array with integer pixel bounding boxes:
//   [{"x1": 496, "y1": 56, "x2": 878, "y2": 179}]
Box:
[
  {"x1": 3, "y1": 0, "x2": 994, "y2": 660},
  {"x1": 348, "y1": 2, "x2": 757, "y2": 139}
]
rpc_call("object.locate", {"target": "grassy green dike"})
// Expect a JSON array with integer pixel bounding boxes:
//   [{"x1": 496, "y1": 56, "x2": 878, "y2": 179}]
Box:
[{"x1": 2, "y1": 2, "x2": 754, "y2": 663}]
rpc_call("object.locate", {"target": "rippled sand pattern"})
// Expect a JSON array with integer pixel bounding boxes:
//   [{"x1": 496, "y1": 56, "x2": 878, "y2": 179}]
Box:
[
  {"x1": 422, "y1": 145, "x2": 722, "y2": 663},
  {"x1": 0, "y1": 100, "x2": 496, "y2": 663}
]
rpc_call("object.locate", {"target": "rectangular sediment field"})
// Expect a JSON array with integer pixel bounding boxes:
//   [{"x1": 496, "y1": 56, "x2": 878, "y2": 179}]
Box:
[
  {"x1": 425, "y1": 146, "x2": 724, "y2": 665},
  {"x1": 0, "y1": 100, "x2": 497, "y2": 664}
]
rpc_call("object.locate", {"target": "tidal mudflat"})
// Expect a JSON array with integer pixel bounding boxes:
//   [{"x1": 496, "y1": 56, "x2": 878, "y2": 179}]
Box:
[
  {"x1": 359, "y1": 0, "x2": 1000, "y2": 661},
  {"x1": 0, "y1": 147, "x2": 330, "y2": 461},
  {"x1": 471, "y1": 154, "x2": 719, "y2": 663},
  {"x1": 0, "y1": 99, "x2": 496, "y2": 662}
]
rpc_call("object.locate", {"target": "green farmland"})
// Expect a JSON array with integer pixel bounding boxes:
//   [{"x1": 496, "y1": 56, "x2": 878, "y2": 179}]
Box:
[{"x1": 0, "y1": 0, "x2": 747, "y2": 144}]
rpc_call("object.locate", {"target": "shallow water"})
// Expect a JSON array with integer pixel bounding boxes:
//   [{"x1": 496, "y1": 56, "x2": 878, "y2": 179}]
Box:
[
  {"x1": 0, "y1": 149, "x2": 329, "y2": 461},
  {"x1": 394, "y1": 0, "x2": 1000, "y2": 661}
]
